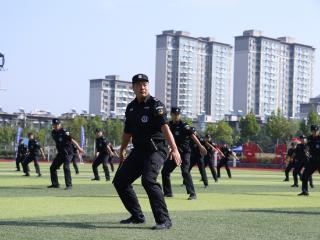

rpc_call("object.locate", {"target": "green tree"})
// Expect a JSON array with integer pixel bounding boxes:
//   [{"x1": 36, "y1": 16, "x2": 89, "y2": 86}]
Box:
[
  {"x1": 183, "y1": 118, "x2": 193, "y2": 126},
  {"x1": 205, "y1": 121, "x2": 233, "y2": 145},
  {"x1": 265, "y1": 110, "x2": 295, "y2": 144},
  {"x1": 108, "y1": 118, "x2": 123, "y2": 146},
  {"x1": 36, "y1": 128, "x2": 47, "y2": 146},
  {"x1": 239, "y1": 112, "x2": 260, "y2": 143},
  {"x1": 0, "y1": 126, "x2": 16, "y2": 145},
  {"x1": 299, "y1": 110, "x2": 320, "y2": 136},
  {"x1": 63, "y1": 116, "x2": 87, "y2": 142},
  {"x1": 83, "y1": 116, "x2": 104, "y2": 150}
]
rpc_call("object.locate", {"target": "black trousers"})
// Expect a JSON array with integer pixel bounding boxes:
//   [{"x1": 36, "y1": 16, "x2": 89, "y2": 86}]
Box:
[
  {"x1": 71, "y1": 154, "x2": 79, "y2": 174},
  {"x1": 92, "y1": 153, "x2": 110, "y2": 180},
  {"x1": 113, "y1": 148, "x2": 170, "y2": 224},
  {"x1": 284, "y1": 161, "x2": 294, "y2": 180},
  {"x1": 301, "y1": 160, "x2": 320, "y2": 192},
  {"x1": 293, "y1": 160, "x2": 312, "y2": 186},
  {"x1": 189, "y1": 153, "x2": 208, "y2": 186},
  {"x1": 217, "y1": 158, "x2": 231, "y2": 178},
  {"x1": 204, "y1": 154, "x2": 218, "y2": 182},
  {"x1": 16, "y1": 156, "x2": 24, "y2": 171},
  {"x1": 108, "y1": 156, "x2": 115, "y2": 172},
  {"x1": 162, "y1": 151, "x2": 196, "y2": 196},
  {"x1": 50, "y1": 152, "x2": 72, "y2": 187},
  {"x1": 22, "y1": 155, "x2": 41, "y2": 175}
]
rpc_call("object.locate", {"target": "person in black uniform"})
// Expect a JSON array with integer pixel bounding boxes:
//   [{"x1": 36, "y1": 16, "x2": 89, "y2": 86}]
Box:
[
  {"x1": 71, "y1": 144, "x2": 80, "y2": 174},
  {"x1": 91, "y1": 129, "x2": 113, "y2": 181},
  {"x1": 291, "y1": 135, "x2": 313, "y2": 188},
  {"x1": 113, "y1": 73, "x2": 181, "y2": 230},
  {"x1": 22, "y1": 133, "x2": 45, "y2": 177},
  {"x1": 161, "y1": 107, "x2": 207, "y2": 200},
  {"x1": 217, "y1": 143, "x2": 237, "y2": 178},
  {"x1": 298, "y1": 125, "x2": 320, "y2": 196},
  {"x1": 108, "y1": 143, "x2": 117, "y2": 172},
  {"x1": 283, "y1": 142, "x2": 296, "y2": 181},
  {"x1": 189, "y1": 129, "x2": 209, "y2": 188},
  {"x1": 48, "y1": 118, "x2": 84, "y2": 190},
  {"x1": 16, "y1": 138, "x2": 27, "y2": 171},
  {"x1": 204, "y1": 134, "x2": 225, "y2": 183}
]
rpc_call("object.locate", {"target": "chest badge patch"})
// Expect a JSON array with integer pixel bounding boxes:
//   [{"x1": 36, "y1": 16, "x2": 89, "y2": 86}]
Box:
[{"x1": 141, "y1": 115, "x2": 149, "y2": 123}]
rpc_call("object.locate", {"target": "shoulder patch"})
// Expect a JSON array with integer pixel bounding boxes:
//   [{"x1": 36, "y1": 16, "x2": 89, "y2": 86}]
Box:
[{"x1": 156, "y1": 106, "x2": 164, "y2": 116}]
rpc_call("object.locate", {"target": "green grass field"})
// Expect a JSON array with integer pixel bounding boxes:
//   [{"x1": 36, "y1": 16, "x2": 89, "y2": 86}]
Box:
[{"x1": 1, "y1": 161, "x2": 320, "y2": 240}]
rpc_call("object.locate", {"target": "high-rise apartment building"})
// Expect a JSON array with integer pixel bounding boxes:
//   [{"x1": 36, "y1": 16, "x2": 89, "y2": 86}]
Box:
[
  {"x1": 155, "y1": 30, "x2": 233, "y2": 121},
  {"x1": 233, "y1": 30, "x2": 315, "y2": 119},
  {"x1": 89, "y1": 75, "x2": 134, "y2": 118}
]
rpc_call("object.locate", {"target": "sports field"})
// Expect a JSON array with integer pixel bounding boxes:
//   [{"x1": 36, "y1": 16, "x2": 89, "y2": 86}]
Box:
[{"x1": 1, "y1": 162, "x2": 320, "y2": 240}]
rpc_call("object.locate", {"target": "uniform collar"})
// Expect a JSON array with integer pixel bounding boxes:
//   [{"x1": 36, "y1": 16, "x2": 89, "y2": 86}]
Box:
[
  {"x1": 171, "y1": 119, "x2": 181, "y2": 125},
  {"x1": 135, "y1": 94, "x2": 151, "y2": 104}
]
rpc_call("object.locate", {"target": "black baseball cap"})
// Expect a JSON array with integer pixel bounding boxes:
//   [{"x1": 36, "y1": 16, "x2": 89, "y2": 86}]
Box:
[
  {"x1": 311, "y1": 125, "x2": 319, "y2": 131},
  {"x1": 95, "y1": 128, "x2": 102, "y2": 133},
  {"x1": 132, "y1": 74, "x2": 149, "y2": 84},
  {"x1": 170, "y1": 107, "x2": 181, "y2": 114},
  {"x1": 299, "y1": 135, "x2": 306, "y2": 139},
  {"x1": 52, "y1": 118, "x2": 61, "y2": 125}
]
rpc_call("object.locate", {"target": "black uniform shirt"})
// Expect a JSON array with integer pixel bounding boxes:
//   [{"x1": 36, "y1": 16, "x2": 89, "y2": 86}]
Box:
[
  {"x1": 17, "y1": 143, "x2": 28, "y2": 158},
  {"x1": 287, "y1": 148, "x2": 295, "y2": 157},
  {"x1": 28, "y1": 139, "x2": 41, "y2": 156},
  {"x1": 294, "y1": 143, "x2": 308, "y2": 162},
  {"x1": 96, "y1": 136, "x2": 109, "y2": 154},
  {"x1": 51, "y1": 128, "x2": 73, "y2": 155},
  {"x1": 169, "y1": 120, "x2": 194, "y2": 153},
  {"x1": 191, "y1": 137, "x2": 205, "y2": 156},
  {"x1": 205, "y1": 140, "x2": 215, "y2": 157},
  {"x1": 124, "y1": 95, "x2": 168, "y2": 147},
  {"x1": 307, "y1": 135, "x2": 320, "y2": 158},
  {"x1": 221, "y1": 146, "x2": 232, "y2": 159}
]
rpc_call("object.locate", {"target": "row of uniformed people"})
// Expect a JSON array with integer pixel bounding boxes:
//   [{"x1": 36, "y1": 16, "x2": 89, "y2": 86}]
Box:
[
  {"x1": 15, "y1": 123, "x2": 116, "y2": 188},
  {"x1": 283, "y1": 124, "x2": 320, "y2": 196}
]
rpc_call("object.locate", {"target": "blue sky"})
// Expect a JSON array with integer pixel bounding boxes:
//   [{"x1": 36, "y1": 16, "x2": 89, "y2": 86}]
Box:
[{"x1": 0, "y1": 0, "x2": 319, "y2": 114}]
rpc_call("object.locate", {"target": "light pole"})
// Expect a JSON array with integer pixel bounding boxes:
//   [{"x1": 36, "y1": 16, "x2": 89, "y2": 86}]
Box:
[
  {"x1": 0, "y1": 52, "x2": 4, "y2": 70},
  {"x1": 0, "y1": 52, "x2": 6, "y2": 92}
]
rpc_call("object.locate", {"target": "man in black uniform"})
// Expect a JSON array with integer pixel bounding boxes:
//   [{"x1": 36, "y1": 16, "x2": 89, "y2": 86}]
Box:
[
  {"x1": 113, "y1": 73, "x2": 181, "y2": 230},
  {"x1": 298, "y1": 125, "x2": 320, "y2": 196},
  {"x1": 291, "y1": 135, "x2": 313, "y2": 188},
  {"x1": 22, "y1": 133, "x2": 45, "y2": 177},
  {"x1": 283, "y1": 142, "x2": 296, "y2": 181},
  {"x1": 217, "y1": 143, "x2": 237, "y2": 178},
  {"x1": 16, "y1": 138, "x2": 27, "y2": 171},
  {"x1": 71, "y1": 144, "x2": 80, "y2": 174},
  {"x1": 189, "y1": 129, "x2": 209, "y2": 188},
  {"x1": 48, "y1": 119, "x2": 84, "y2": 190},
  {"x1": 204, "y1": 134, "x2": 225, "y2": 183},
  {"x1": 91, "y1": 129, "x2": 113, "y2": 181},
  {"x1": 161, "y1": 107, "x2": 207, "y2": 200}
]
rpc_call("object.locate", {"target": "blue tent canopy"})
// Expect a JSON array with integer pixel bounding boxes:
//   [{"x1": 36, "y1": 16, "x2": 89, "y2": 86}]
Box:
[{"x1": 232, "y1": 146, "x2": 242, "y2": 153}]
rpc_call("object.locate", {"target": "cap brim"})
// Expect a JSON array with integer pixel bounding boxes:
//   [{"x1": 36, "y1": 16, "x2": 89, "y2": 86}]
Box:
[{"x1": 133, "y1": 79, "x2": 149, "y2": 83}]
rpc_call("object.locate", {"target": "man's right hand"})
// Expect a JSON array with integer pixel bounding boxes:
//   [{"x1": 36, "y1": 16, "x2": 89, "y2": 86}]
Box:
[{"x1": 171, "y1": 149, "x2": 181, "y2": 166}]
